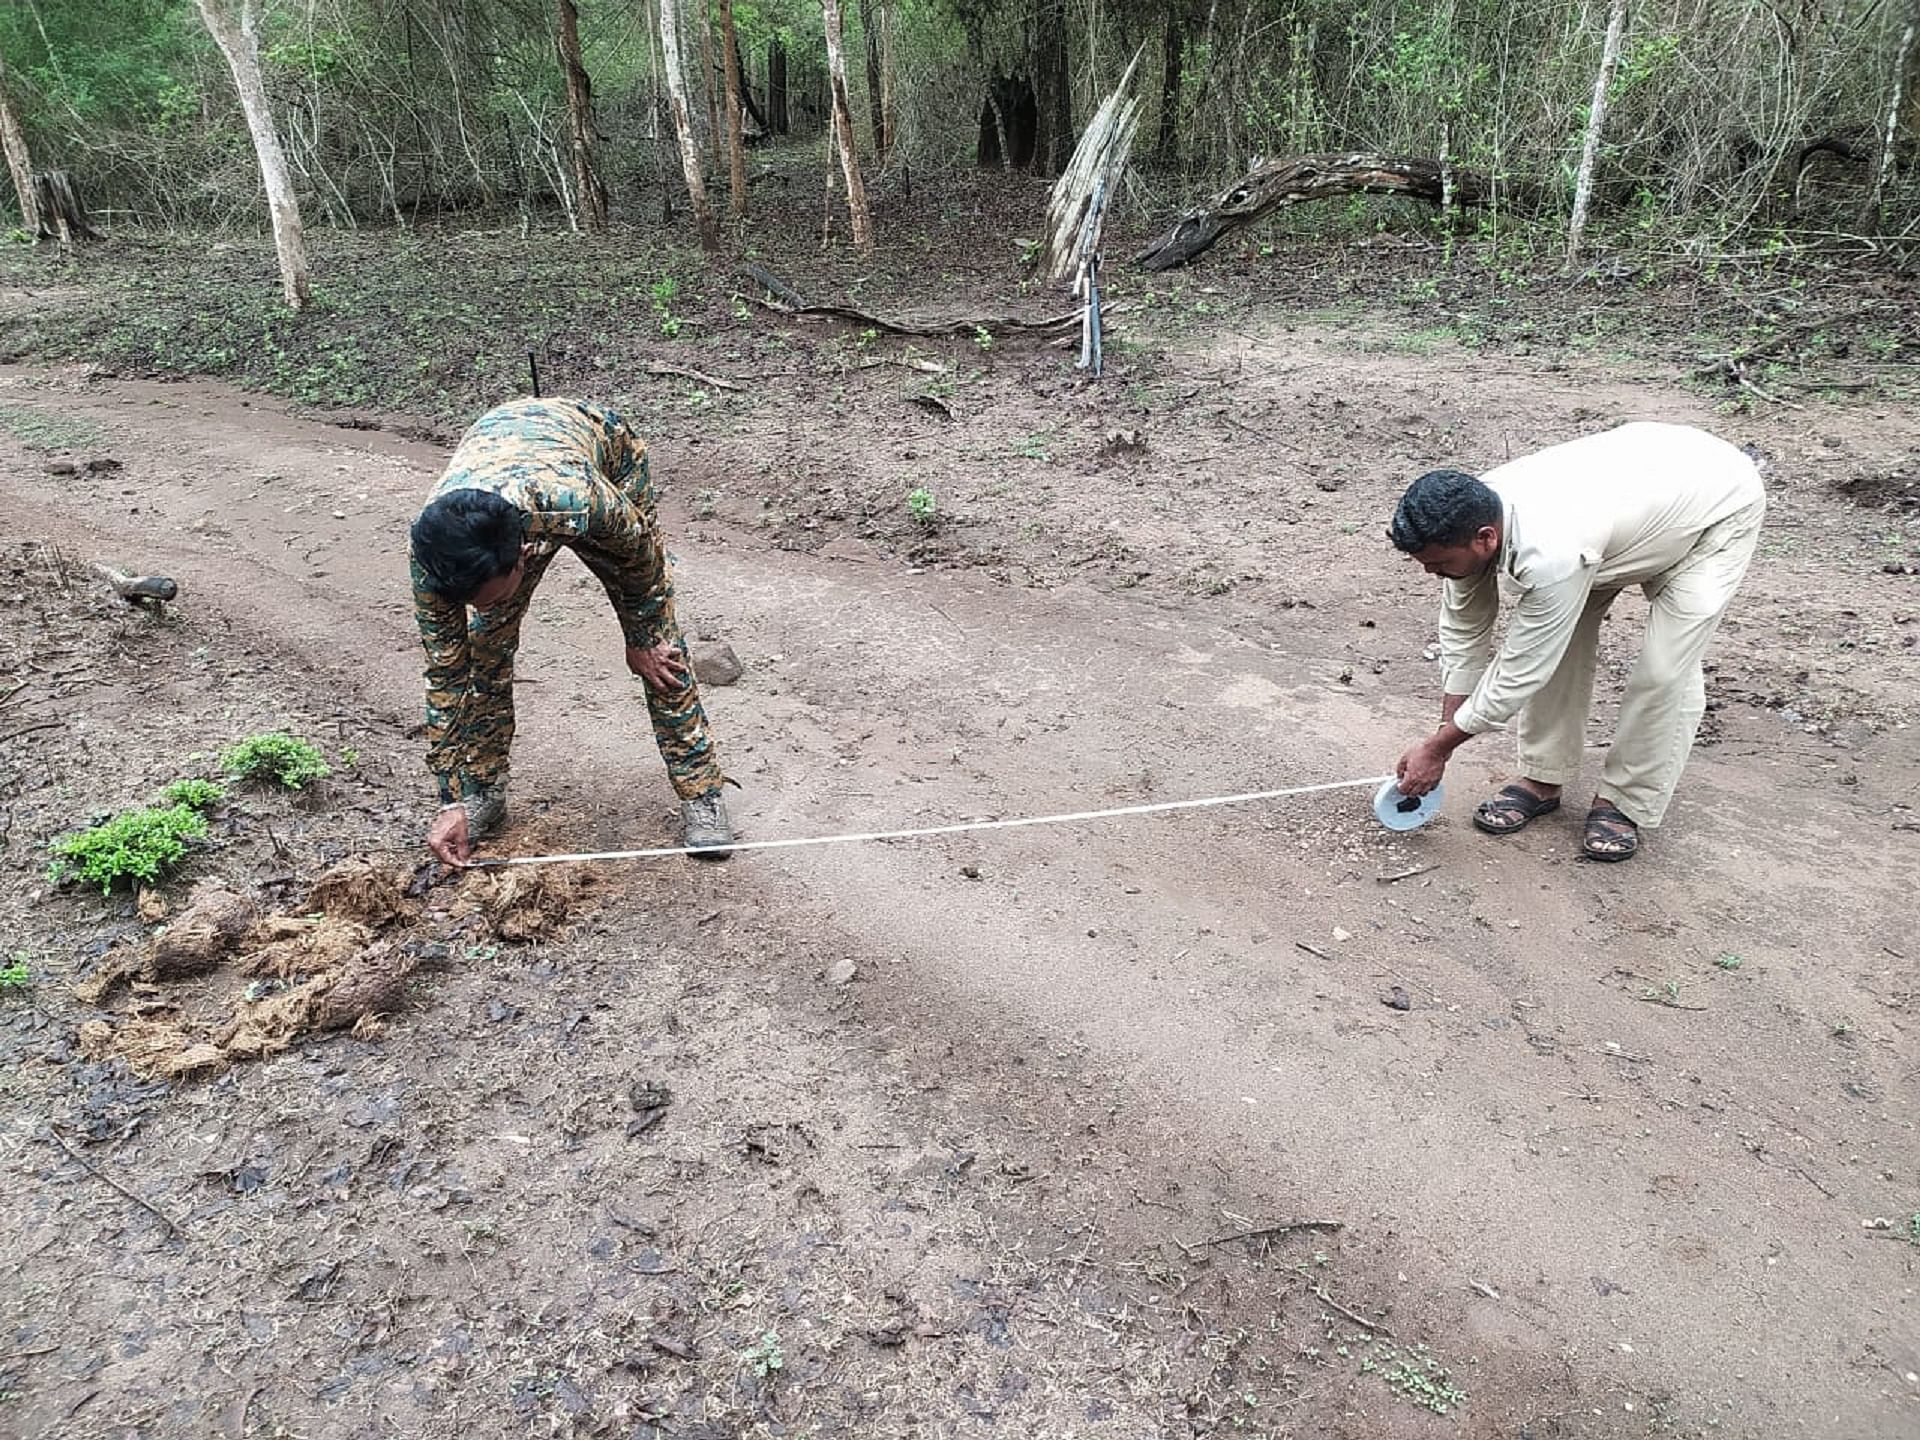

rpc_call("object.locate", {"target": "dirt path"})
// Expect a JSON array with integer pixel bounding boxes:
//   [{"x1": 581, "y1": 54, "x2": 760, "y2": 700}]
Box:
[{"x1": 2, "y1": 355, "x2": 1915, "y2": 1437}]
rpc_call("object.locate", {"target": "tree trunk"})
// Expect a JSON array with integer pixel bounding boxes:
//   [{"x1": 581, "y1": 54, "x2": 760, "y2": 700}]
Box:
[
  {"x1": 1134, "y1": 152, "x2": 1513, "y2": 271},
  {"x1": 1567, "y1": 0, "x2": 1629, "y2": 260},
  {"x1": 659, "y1": 0, "x2": 721, "y2": 252},
  {"x1": 31, "y1": 171, "x2": 100, "y2": 243},
  {"x1": 821, "y1": 0, "x2": 874, "y2": 252},
  {"x1": 879, "y1": 0, "x2": 895, "y2": 163},
  {"x1": 732, "y1": 29, "x2": 770, "y2": 135},
  {"x1": 1156, "y1": 9, "x2": 1183, "y2": 165},
  {"x1": 718, "y1": 0, "x2": 748, "y2": 217},
  {"x1": 697, "y1": 0, "x2": 721, "y2": 163},
  {"x1": 1862, "y1": 0, "x2": 1920, "y2": 225},
  {"x1": 555, "y1": 0, "x2": 609, "y2": 232},
  {"x1": 193, "y1": 0, "x2": 310, "y2": 310},
  {"x1": 859, "y1": 0, "x2": 887, "y2": 159},
  {"x1": 0, "y1": 55, "x2": 39, "y2": 236},
  {"x1": 1031, "y1": 0, "x2": 1074, "y2": 176},
  {"x1": 769, "y1": 37, "x2": 790, "y2": 134}
]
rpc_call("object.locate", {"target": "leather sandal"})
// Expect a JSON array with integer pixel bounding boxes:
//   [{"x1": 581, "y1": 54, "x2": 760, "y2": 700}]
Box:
[{"x1": 1473, "y1": 783, "x2": 1562, "y2": 835}]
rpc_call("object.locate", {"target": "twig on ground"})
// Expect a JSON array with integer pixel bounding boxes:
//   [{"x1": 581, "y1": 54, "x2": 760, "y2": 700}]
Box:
[
  {"x1": 1187, "y1": 1219, "x2": 1343, "y2": 1253},
  {"x1": 643, "y1": 361, "x2": 742, "y2": 391},
  {"x1": 0, "y1": 719, "x2": 62, "y2": 746},
  {"x1": 1313, "y1": 1284, "x2": 1391, "y2": 1335},
  {"x1": 1295, "y1": 941, "x2": 1332, "y2": 960},
  {"x1": 42, "y1": 1125, "x2": 186, "y2": 1237},
  {"x1": 1376, "y1": 864, "x2": 1438, "y2": 885},
  {"x1": 1468, "y1": 1280, "x2": 1501, "y2": 1300}
]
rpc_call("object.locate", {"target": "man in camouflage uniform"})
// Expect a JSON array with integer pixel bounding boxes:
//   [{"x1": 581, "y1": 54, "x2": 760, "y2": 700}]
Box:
[{"x1": 408, "y1": 397, "x2": 732, "y2": 865}]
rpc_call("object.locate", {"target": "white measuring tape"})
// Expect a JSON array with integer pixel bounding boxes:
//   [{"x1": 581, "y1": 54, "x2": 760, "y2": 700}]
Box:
[{"x1": 469, "y1": 773, "x2": 1397, "y2": 868}]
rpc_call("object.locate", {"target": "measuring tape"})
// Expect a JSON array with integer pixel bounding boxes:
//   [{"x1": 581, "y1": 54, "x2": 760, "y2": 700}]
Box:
[{"x1": 468, "y1": 773, "x2": 1398, "y2": 868}]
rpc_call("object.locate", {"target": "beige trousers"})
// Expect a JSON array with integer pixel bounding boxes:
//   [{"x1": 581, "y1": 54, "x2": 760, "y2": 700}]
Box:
[{"x1": 1515, "y1": 497, "x2": 1766, "y2": 828}]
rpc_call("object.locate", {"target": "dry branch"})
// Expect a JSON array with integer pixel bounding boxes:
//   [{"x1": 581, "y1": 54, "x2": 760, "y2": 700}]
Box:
[
  {"x1": 90, "y1": 563, "x2": 178, "y2": 605},
  {"x1": 1134, "y1": 153, "x2": 1517, "y2": 272}
]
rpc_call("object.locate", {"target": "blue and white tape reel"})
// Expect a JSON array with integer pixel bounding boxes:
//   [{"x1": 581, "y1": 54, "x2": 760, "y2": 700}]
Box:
[{"x1": 1373, "y1": 778, "x2": 1443, "y2": 832}]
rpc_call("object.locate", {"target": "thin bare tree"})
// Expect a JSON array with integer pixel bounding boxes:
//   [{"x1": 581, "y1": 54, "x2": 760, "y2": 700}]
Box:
[
  {"x1": 1567, "y1": 0, "x2": 1629, "y2": 260},
  {"x1": 193, "y1": 0, "x2": 310, "y2": 309},
  {"x1": 718, "y1": 0, "x2": 748, "y2": 218},
  {"x1": 858, "y1": 0, "x2": 887, "y2": 159},
  {"x1": 1863, "y1": 0, "x2": 1919, "y2": 225},
  {"x1": 0, "y1": 53, "x2": 39, "y2": 236},
  {"x1": 658, "y1": 0, "x2": 721, "y2": 252},
  {"x1": 556, "y1": 0, "x2": 609, "y2": 231},
  {"x1": 821, "y1": 0, "x2": 874, "y2": 251}
]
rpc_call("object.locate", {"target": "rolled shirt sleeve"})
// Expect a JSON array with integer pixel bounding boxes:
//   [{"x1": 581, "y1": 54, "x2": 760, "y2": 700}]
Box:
[
  {"x1": 1453, "y1": 570, "x2": 1596, "y2": 735},
  {"x1": 1436, "y1": 570, "x2": 1499, "y2": 696}
]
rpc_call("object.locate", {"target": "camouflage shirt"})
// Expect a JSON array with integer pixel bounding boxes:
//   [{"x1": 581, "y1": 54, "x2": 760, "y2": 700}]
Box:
[{"x1": 410, "y1": 398, "x2": 668, "y2": 801}]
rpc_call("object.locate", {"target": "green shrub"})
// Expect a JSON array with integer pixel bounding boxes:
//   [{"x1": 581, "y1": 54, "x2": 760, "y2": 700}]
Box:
[
  {"x1": 160, "y1": 778, "x2": 225, "y2": 811},
  {"x1": 0, "y1": 954, "x2": 30, "y2": 994},
  {"x1": 219, "y1": 732, "x2": 330, "y2": 790},
  {"x1": 48, "y1": 805, "x2": 209, "y2": 893}
]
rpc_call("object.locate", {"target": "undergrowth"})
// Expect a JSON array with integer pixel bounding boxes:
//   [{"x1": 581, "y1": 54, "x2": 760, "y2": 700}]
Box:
[
  {"x1": 220, "y1": 733, "x2": 330, "y2": 790},
  {"x1": 48, "y1": 805, "x2": 208, "y2": 893}
]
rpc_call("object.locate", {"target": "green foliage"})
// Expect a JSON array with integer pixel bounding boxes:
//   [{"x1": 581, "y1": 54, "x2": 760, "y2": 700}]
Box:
[
  {"x1": 742, "y1": 1330, "x2": 785, "y2": 1378},
  {"x1": 219, "y1": 732, "x2": 331, "y2": 790},
  {"x1": 48, "y1": 805, "x2": 208, "y2": 893},
  {"x1": 650, "y1": 275, "x2": 684, "y2": 339},
  {"x1": 1358, "y1": 1340, "x2": 1467, "y2": 1416},
  {"x1": 0, "y1": 953, "x2": 31, "y2": 995},
  {"x1": 906, "y1": 486, "x2": 936, "y2": 525},
  {"x1": 160, "y1": 778, "x2": 225, "y2": 812},
  {"x1": 1713, "y1": 951, "x2": 1742, "y2": 970}
]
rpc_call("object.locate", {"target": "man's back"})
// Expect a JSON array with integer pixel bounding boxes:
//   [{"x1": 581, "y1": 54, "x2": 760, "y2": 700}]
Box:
[{"x1": 1485, "y1": 422, "x2": 1764, "y2": 589}]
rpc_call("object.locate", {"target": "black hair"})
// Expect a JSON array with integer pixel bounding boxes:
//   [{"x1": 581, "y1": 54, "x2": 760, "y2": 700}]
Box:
[
  {"x1": 1388, "y1": 469, "x2": 1502, "y2": 553},
  {"x1": 410, "y1": 489, "x2": 527, "y2": 602}
]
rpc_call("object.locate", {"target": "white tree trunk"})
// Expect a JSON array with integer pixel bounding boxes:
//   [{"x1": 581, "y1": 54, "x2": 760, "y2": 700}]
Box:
[
  {"x1": 1864, "y1": 0, "x2": 1919, "y2": 224},
  {"x1": 1567, "y1": 0, "x2": 1628, "y2": 261},
  {"x1": 0, "y1": 55, "x2": 39, "y2": 237},
  {"x1": 821, "y1": 0, "x2": 874, "y2": 253},
  {"x1": 194, "y1": 0, "x2": 311, "y2": 310},
  {"x1": 659, "y1": 0, "x2": 720, "y2": 252}
]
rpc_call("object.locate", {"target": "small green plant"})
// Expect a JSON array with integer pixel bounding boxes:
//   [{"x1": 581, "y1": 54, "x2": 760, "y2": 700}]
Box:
[
  {"x1": 972, "y1": 325, "x2": 994, "y2": 352},
  {"x1": 650, "y1": 275, "x2": 683, "y2": 339},
  {"x1": 48, "y1": 805, "x2": 209, "y2": 893},
  {"x1": 906, "y1": 487, "x2": 937, "y2": 526},
  {"x1": 160, "y1": 778, "x2": 225, "y2": 811},
  {"x1": 220, "y1": 732, "x2": 331, "y2": 790},
  {"x1": 1360, "y1": 1340, "x2": 1467, "y2": 1416},
  {"x1": 1, "y1": 953, "x2": 31, "y2": 994},
  {"x1": 1713, "y1": 952, "x2": 1743, "y2": 970},
  {"x1": 339, "y1": 746, "x2": 361, "y2": 767},
  {"x1": 743, "y1": 1330, "x2": 784, "y2": 1378}
]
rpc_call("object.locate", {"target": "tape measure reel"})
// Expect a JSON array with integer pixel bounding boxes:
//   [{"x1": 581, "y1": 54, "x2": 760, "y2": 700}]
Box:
[{"x1": 1373, "y1": 778, "x2": 1444, "y2": 832}]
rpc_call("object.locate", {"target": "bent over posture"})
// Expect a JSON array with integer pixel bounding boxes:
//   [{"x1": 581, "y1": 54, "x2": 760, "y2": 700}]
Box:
[
  {"x1": 1389, "y1": 422, "x2": 1765, "y2": 862},
  {"x1": 408, "y1": 397, "x2": 732, "y2": 865}
]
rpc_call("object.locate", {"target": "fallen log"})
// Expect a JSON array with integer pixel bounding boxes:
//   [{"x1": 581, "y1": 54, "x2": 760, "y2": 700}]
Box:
[
  {"x1": 1134, "y1": 152, "x2": 1514, "y2": 272},
  {"x1": 741, "y1": 262, "x2": 1083, "y2": 337}
]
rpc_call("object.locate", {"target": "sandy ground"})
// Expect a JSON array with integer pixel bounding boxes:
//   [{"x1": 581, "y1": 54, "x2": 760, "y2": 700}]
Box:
[{"x1": 0, "y1": 317, "x2": 1915, "y2": 1440}]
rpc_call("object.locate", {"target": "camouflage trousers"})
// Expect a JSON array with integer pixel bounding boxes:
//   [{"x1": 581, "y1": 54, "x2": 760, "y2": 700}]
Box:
[{"x1": 451, "y1": 538, "x2": 724, "y2": 830}]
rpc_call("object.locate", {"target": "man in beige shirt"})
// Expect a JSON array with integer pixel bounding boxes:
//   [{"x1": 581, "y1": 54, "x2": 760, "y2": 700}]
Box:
[{"x1": 1389, "y1": 422, "x2": 1766, "y2": 861}]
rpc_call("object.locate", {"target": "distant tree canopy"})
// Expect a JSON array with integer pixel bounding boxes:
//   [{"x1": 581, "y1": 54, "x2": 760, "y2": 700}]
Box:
[{"x1": 1, "y1": 0, "x2": 1916, "y2": 242}]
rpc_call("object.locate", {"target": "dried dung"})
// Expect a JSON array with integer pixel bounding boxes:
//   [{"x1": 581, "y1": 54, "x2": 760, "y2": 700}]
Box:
[
  {"x1": 241, "y1": 916, "x2": 373, "y2": 979},
  {"x1": 305, "y1": 858, "x2": 410, "y2": 928},
  {"x1": 144, "y1": 883, "x2": 257, "y2": 982},
  {"x1": 469, "y1": 864, "x2": 595, "y2": 942},
  {"x1": 81, "y1": 1016, "x2": 226, "y2": 1079},
  {"x1": 221, "y1": 943, "x2": 416, "y2": 1059}
]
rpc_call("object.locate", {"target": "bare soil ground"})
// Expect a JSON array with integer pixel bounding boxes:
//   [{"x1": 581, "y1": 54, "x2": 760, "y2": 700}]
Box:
[{"x1": 1, "y1": 206, "x2": 1917, "y2": 1440}]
